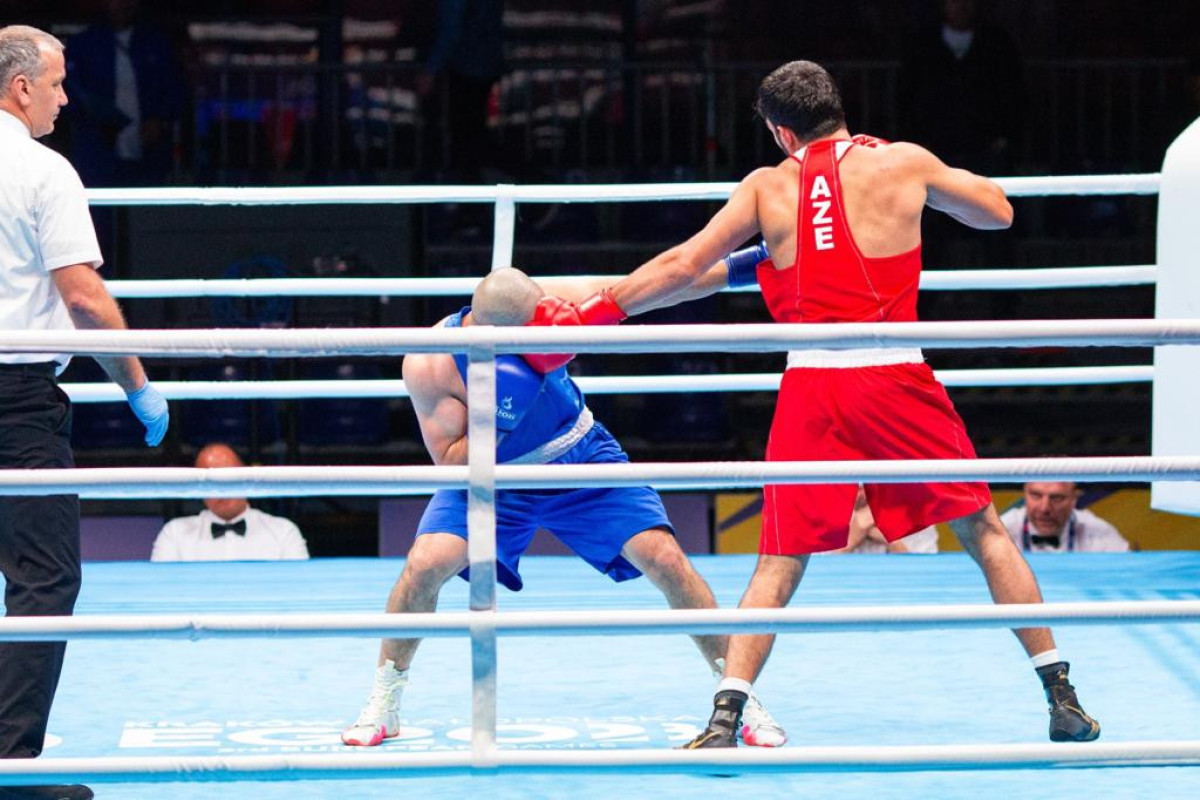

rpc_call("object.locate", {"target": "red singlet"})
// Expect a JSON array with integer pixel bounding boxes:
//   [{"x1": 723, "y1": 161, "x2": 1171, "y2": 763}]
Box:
[{"x1": 755, "y1": 139, "x2": 990, "y2": 555}]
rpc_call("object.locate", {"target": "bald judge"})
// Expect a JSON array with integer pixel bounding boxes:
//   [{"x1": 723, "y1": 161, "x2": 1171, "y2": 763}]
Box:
[{"x1": 151, "y1": 443, "x2": 309, "y2": 562}]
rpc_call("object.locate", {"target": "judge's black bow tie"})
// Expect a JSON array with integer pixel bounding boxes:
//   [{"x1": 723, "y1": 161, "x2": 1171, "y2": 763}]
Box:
[
  {"x1": 211, "y1": 520, "x2": 247, "y2": 538},
  {"x1": 1030, "y1": 534, "x2": 1061, "y2": 548}
]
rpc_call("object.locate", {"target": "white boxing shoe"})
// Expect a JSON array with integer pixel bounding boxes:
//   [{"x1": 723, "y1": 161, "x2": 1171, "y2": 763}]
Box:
[
  {"x1": 341, "y1": 660, "x2": 408, "y2": 747},
  {"x1": 711, "y1": 659, "x2": 787, "y2": 747},
  {"x1": 740, "y1": 689, "x2": 788, "y2": 747}
]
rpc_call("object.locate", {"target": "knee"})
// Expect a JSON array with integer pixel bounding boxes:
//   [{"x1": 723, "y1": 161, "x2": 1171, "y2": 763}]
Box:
[
  {"x1": 953, "y1": 511, "x2": 1012, "y2": 556},
  {"x1": 628, "y1": 531, "x2": 691, "y2": 582},
  {"x1": 6, "y1": 568, "x2": 81, "y2": 616},
  {"x1": 748, "y1": 554, "x2": 806, "y2": 599},
  {"x1": 402, "y1": 542, "x2": 467, "y2": 590}
]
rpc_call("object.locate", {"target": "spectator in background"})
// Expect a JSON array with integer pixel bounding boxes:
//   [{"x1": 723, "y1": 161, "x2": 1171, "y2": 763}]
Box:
[
  {"x1": 65, "y1": 0, "x2": 187, "y2": 188},
  {"x1": 1000, "y1": 481, "x2": 1130, "y2": 553},
  {"x1": 420, "y1": 0, "x2": 505, "y2": 183},
  {"x1": 899, "y1": 0, "x2": 1025, "y2": 176},
  {"x1": 151, "y1": 443, "x2": 309, "y2": 562},
  {"x1": 833, "y1": 486, "x2": 939, "y2": 554}
]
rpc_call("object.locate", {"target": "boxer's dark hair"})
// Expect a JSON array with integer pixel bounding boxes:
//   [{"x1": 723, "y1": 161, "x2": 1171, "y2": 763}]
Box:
[{"x1": 755, "y1": 60, "x2": 845, "y2": 141}]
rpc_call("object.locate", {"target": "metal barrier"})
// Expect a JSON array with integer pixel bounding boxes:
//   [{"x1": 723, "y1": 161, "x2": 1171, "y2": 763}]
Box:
[{"x1": 177, "y1": 58, "x2": 1187, "y2": 182}]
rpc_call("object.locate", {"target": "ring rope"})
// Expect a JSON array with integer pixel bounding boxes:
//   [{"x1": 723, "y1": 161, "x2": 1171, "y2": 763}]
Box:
[
  {"x1": 0, "y1": 740, "x2": 1197, "y2": 784},
  {"x1": 24, "y1": 173, "x2": 1189, "y2": 780},
  {"x1": 2, "y1": 457, "x2": 1199, "y2": 498},
  {"x1": 56, "y1": 366, "x2": 1156, "y2": 403},
  {"x1": 101, "y1": 265, "x2": 1159, "y2": 299},
  {"x1": 2, "y1": 601, "x2": 1198, "y2": 642},
  {"x1": 21, "y1": 174, "x2": 1184, "y2": 784},
  {"x1": 84, "y1": 174, "x2": 1161, "y2": 206},
  {"x1": 1, "y1": 319, "x2": 1198, "y2": 358}
]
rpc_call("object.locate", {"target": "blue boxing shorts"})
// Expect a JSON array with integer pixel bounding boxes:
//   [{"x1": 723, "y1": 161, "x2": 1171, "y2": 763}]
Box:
[{"x1": 415, "y1": 421, "x2": 673, "y2": 591}]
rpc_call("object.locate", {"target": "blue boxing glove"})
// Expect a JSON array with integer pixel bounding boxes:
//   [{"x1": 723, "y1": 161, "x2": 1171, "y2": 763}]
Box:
[
  {"x1": 126, "y1": 381, "x2": 169, "y2": 446},
  {"x1": 494, "y1": 355, "x2": 544, "y2": 432},
  {"x1": 725, "y1": 240, "x2": 771, "y2": 288}
]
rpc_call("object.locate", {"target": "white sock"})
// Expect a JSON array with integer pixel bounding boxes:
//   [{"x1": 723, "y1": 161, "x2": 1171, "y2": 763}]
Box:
[
  {"x1": 1030, "y1": 649, "x2": 1061, "y2": 670},
  {"x1": 717, "y1": 677, "x2": 753, "y2": 697}
]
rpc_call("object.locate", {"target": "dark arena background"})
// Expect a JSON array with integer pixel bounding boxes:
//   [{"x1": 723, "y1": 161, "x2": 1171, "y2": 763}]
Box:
[{"x1": 1, "y1": 0, "x2": 1199, "y2": 796}]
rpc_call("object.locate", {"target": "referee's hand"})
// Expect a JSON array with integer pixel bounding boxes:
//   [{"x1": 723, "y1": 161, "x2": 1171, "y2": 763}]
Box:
[{"x1": 125, "y1": 381, "x2": 169, "y2": 446}]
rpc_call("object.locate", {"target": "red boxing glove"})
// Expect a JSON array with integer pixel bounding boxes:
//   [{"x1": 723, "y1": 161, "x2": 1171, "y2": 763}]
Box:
[
  {"x1": 850, "y1": 133, "x2": 891, "y2": 148},
  {"x1": 522, "y1": 295, "x2": 582, "y2": 373},
  {"x1": 522, "y1": 290, "x2": 629, "y2": 374},
  {"x1": 531, "y1": 295, "x2": 583, "y2": 327},
  {"x1": 576, "y1": 288, "x2": 628, "y2": 326}
]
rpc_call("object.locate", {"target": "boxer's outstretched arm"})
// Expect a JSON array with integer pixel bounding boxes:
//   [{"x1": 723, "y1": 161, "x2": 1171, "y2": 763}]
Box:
[
  {"x1": 608, "y1": 171, "x2": 765, "y2": 316},
  {"x1": 539, "y1": 264, "x2": 732, "y2": 314}
]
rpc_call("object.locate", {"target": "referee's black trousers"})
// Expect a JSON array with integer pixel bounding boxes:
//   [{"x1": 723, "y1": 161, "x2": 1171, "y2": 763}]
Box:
[{"x1": 0, "y1": 364, "x2": 82, "y2": 759}]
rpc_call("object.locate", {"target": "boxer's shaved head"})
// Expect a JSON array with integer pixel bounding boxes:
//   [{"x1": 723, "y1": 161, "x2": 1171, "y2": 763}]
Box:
[{"x1": 472, "y1": 267, "x2": 544, "y2": 326}]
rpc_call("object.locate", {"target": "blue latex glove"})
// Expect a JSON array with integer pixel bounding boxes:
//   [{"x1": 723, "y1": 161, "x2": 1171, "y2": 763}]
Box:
[{"x1": 126, "y1": 381, "x2": 169, "y2": 446}]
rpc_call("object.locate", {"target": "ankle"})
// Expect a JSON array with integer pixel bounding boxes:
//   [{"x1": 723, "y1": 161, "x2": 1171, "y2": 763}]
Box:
[
  {"x1": 1035, "y1": 660, "x2": 1070, "y2": 688},
  {"x1": 1029, "y1": 648, "x2": 1062, "y2": 670},
  {"x1": 708, "y1": 689, "x2": 748, "y2": 733}
]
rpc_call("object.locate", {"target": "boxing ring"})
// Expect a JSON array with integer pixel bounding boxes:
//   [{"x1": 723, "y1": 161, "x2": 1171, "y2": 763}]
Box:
[{"x1": 3, "y1": 154, "x2": 1200, "y2": 797}]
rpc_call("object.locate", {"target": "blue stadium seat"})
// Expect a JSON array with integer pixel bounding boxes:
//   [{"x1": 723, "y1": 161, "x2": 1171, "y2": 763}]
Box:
[
  {"x1": 181, "y1": 363, "x2": 281, "y2": 448},
  {"x1": 68, "y1": 360, "x2": 143, "y2": 449},
  {"x1": 210, "y1": 256, "x2": 293, "y2": 329},
  {"x1": 296, "y1": 362, "x2": 390, "y2": 446},
  {"x1": 640, "y1": 357, "x2": 730, "y2": 443}
]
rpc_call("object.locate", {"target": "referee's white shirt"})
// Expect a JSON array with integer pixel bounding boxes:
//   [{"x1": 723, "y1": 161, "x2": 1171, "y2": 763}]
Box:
[
  {"x1": 150, "y1": 507, "x2": 311, "y2": 562},
  {"x1": 0, "y1": 109, "x2": 102, "y2": 371}
]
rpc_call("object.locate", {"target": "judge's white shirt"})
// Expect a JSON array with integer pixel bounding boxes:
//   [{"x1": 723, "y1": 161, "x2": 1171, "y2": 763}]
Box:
[
  {"x1": 999, "y1": 507, "x2": 1129, "y2": 553},
  {"x1": 151, "y1": 507, "x2": 309, "y2": 562},
  {"x1": 850, "y1": 524, "x2": 939, "y2": 554}
]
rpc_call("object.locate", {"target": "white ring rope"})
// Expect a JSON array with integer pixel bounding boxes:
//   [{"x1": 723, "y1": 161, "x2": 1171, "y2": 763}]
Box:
[
  {"x1": 0, "y1": 319, "x2": 1197, "y2": 359},
  {"x1": 56, "y1": 366, "x2": 1156, "y2": 403},
  {"x1": 1, "y1": 740, "x2": 1197, "y2": 783},
  {"x1": 102, "y1": 265, "x2": 1159, "y2": 299},
  {"x1": 19, "y1": 173, "x2": 1185, "y2": 781},
  {"x1": 2, "y1": 601, "x2": 1198, "y2": 642},
  {"x1": 84, "y1": 174, "x2": 1161, "y2": 206},
  {"x1": 2, "y1": 457, "x2": 1199, "y2": 498}
]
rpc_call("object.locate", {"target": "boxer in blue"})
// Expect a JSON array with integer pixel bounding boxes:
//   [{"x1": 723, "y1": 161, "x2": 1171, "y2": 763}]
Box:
[{"x1": 342, "y1": 267, "x2": 785, "y2": 748}]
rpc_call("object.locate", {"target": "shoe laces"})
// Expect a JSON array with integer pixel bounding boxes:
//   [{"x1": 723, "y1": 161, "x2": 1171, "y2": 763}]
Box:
[
  {"x1": 354, "y1": 670, "x2": 408, "y2": 727},
  {"x1": 1046, "y1": 681, "x2": 1081, "y2": 709}
]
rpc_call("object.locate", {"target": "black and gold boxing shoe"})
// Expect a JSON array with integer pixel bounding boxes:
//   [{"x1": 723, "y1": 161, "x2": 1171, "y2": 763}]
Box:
[
  {"x1": 1036, "y1": 661, "x2": 1102, "y2": 742},
  {"x1": 678, "y1": 690, "x2": 746, "y2": 749}
]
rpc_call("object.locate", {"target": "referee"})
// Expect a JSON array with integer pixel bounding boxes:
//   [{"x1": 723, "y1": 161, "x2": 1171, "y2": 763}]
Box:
[{"x1": 0, "y1": 25, "x2": 168, "y2": 799}]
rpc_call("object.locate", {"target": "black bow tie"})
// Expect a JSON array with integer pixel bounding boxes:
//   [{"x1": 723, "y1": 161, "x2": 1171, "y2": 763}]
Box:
[
  {"x1": 1030, "y1": 534, "x2": 1061, "y2": 548},
  {"x1": 211, "y1": 520, "x2": 247, "y2": 539}
]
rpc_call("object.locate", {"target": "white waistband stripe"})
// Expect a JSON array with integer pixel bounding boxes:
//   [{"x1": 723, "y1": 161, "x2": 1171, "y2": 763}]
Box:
[
  {"x1": 787, "y1": 348, "x2": 925, "y2": 369},
  {"x1": 504, "y1": 407, "x2": 595, "y2": 465}
]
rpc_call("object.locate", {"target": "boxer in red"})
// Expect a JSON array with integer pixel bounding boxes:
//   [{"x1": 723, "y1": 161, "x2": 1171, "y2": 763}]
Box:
[{"x1": 523, "y1": 60, "x2": 1100, "y2": 747}]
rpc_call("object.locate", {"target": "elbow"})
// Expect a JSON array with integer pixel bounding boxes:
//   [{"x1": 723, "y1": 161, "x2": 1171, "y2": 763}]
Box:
[
  {"x1": 63, "y1": 292, "x2": 106, "y2": 326},
  {"x1": 994, "y1": 197, "x2": 1014, "y2": 229},
  {"x1": 987, "y1": 182, "x2": 1014, "y2": 229}
]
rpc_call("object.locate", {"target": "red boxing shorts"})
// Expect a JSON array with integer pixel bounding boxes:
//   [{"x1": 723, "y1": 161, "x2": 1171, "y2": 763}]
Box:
[{"x1": 760, "y1": 362, "x2": 991, "y2": 554}]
